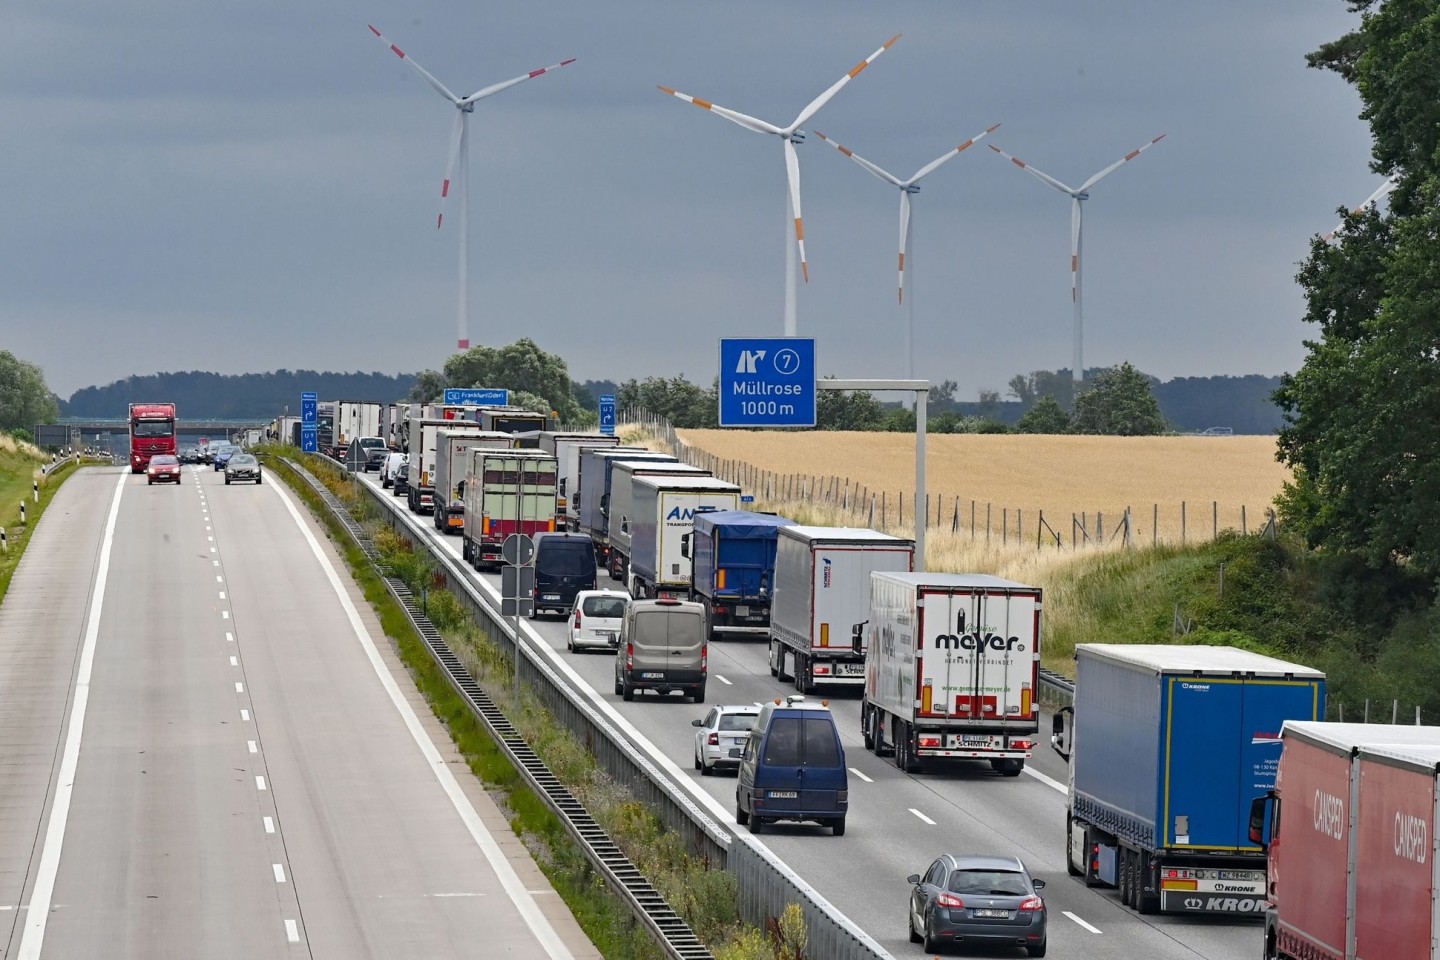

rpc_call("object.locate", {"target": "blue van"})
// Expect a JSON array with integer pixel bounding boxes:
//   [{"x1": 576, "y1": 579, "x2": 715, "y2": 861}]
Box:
[
  {"x1": 531, "y1": 532, "x2": 598, "y2": 618},
  {"x1": 736, "y1": 695, "x2": 848, "y2": 836}
]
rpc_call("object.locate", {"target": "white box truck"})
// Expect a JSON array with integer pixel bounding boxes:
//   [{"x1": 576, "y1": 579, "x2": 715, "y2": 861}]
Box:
[
  {"x1": 769, "y1": 527, "x2": 913, "y2": 693},
  {"x1": 406, "y1": 418, "x2": 491, "y2": 514},
  {"x1": 861, "y1": 572, "x2": 1042, "y2": 776},
  {"x1": 432, "y1": 429, "x2": 514, "y2": 533},
  {"x1": 625, "y1": 475, "x2": 741, "y2": 599}
]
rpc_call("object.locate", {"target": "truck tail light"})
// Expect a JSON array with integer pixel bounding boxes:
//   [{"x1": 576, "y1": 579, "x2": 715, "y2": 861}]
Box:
[
  {"x1": 1018, "y1": 897, "x2": 1044, "y2": 912},
  {"x1": 1010, "y1": 739, "x2": 1034, "y2": 750},
  {"x1": 919, "y1": 735, "x2": 940, "y2": 748},
  {"x1": 814, "y1": 664, "x2": 830, "y2": 676},
  {"x1": 713, "y1": 605, "x2": 727, "y2": 615},
  {"x1": 921, "y1": 680, "x2": 933, "y2": 713},
  {"x1": 935, "y1": 892, "x2": 965, "y2": 909}
]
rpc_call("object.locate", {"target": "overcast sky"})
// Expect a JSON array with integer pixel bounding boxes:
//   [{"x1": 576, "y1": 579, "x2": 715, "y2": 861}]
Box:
[{"x1": 2, "y1": 1, "x2": 1373, "y2": 400}]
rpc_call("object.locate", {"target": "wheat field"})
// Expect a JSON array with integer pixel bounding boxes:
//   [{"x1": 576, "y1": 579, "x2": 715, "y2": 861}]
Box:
[{"x1": 669, "y1": 430, "x2": 1290, "y2": 548}]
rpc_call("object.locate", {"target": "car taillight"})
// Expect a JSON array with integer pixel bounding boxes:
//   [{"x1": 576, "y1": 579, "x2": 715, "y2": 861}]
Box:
[
  {"x1": 1018, "y1": 896, "x2": 1044, "y2": 912},
  {"x1": 935, "y1": 892, "x2": 965, "y2": 909},
  {"x1": 574, "y1": 611, "x2": 582, "y2": 629},
  {"x1": 707, "y1": 733, "x2": 719, "y2": 746},
  {"x1": 625, "y1": 642, "x2": 633, "y2": 668},
  {"x1": 701, "y1": 644, "x2": 707, "y2": 674}
]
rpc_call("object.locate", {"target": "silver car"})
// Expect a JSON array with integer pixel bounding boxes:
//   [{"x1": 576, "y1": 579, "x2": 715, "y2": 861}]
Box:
[
  {"x1": 907, "y1": 854, "x2": 1048, "y2": 957},
  {"x1": 691, "y1": 705, "x2": 759, "y2": 776},
  {"x1": 566, "y1": 590, "x2": 628, "y2": 653}
]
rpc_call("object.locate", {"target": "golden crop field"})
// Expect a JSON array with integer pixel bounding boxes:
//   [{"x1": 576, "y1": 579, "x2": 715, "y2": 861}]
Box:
[{"x1": 672, "y1": 430, "x2": 1290, "y2": 548}]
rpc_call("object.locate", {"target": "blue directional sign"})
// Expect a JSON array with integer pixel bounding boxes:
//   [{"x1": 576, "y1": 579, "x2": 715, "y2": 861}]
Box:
[
  {"x1": 443, "y1": 387, "x2": 509, "y2": 406},
  {"x1": 718, "y1": 338, "x2": 816, "y2": 428},
  {"x1": 300, "y1": 424, "x2": 318, "y2": 453},
  {"x1": 598, "y1": 394, "x2": 616, "y2": 436},
  {"x1": 301, "y1": 391, "x2": 317, "y2": 425}
]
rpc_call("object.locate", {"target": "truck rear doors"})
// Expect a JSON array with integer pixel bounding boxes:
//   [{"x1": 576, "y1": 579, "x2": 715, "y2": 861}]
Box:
[{"x1": 916, "y1": 589, "x2": 1039, "y2": 731}]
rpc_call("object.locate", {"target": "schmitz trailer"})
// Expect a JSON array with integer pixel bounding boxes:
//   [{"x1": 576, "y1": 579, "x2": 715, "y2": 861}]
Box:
[
  {"x1": 860, "y1": 573, "x2": 1042, "y2": 777},
  {"x1": 461, "y1": 450, "x2": 559, "y2": 569},
  {"x1": 685, "y1": 510, "x2": 795, "y2": 641},
  {"x1": 606, "y1": 460, "x2": 709, "y2": 581},
  {"x1": 768, "y1": 527, "x2": 914, "y2": 694},
  {"x1": 578, "y1": 449, "x2": 676, "y2": 571},
  {"x1": 406, "y1": 419, "x2": 490, "y2": 514},
  {"x1": 1252, "y1": 722, "x2": 1440, "y2": 960},
  {"x1": 1050, "y1": 644, "x2": 1325, "y2": 916},
  {"x1": 432, "y1": 429, "x2": 514, "y2": 534},
  {"x1": 625, "y1": 475, "x2": 741, "y2": 599}
]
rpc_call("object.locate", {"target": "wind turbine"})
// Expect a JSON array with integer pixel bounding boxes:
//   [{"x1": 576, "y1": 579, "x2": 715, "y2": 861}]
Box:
[
  {"x1": 1324, "y1": 175, "x2": 1398, "y2": 242},
  {"x1": 989, "y1": 135, "x2": 1165, "y2": 384},
  {"x1": 813, "y1": 123, "x2": 1000, "y2": 380},
  {"x1": 369, "y1": 25, "x2": 575, "y2": 351},
  {"x1": 658, "y1": 35, "x2": 901, "y2": 336}
]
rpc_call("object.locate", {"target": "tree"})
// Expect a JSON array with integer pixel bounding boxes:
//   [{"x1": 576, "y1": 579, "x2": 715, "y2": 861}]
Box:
[
  {"x1": 815, "y1": 382, "x2": 885, "y2": 430},
  {"x1": 1016, "y1": 396, "x2": 1071, "y2": 434},
  {"x1": 617, "y1": 375, "x2": 717, "y2": 428},
  {"x1": 1070, "y1": 363, "x2": 1166, "y2": 436},
  {"x1": 0, "y1": 351, "x2": 59, "y2": 432},
  {"x1": 927, "y1": 380, "x2": 959, "y2": 415},
  {"x1": 977, "y1": 389, "x2": 1002, "y2": 421},
  {"x1": 409, "y1": 370, "x2": 447, "y2": 404},
  {"x1": 1007, "y1": 374, "x2": 1036, "y2": 409},
  {"x1": 443, "y1": 338, "x2": 584, "y2": 422}
]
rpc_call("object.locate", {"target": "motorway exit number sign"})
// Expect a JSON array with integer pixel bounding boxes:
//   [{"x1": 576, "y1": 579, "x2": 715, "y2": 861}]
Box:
[{"x1": 718, "y1": 338, "x2": 815, "y2": 428}]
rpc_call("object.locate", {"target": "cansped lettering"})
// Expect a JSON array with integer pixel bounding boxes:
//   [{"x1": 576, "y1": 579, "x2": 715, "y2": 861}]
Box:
[{"x1": 1313, "y1": 789, "x2": 1344, "y2": 840}]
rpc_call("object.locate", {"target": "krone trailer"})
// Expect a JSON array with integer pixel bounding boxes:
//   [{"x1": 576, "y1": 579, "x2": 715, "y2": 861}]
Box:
[
  {"x1": 860, "y1": 573, "x2": 1042, "y2": 777},
  {"x1": 625, "y1": 475, "x2": 741, "y2": 600},
  {"x1": 432, "y1": 429, "x2": 514, "y2": 534},
  {"x1": 461, "y1": 450, "x2": 559, "y2": 569},
  {"x1": 1051, "y1": 644, "x2": 1325, "y2": 916},
  {"x1": 769, "y1": 527, "x2": 914, "y2": 693}
]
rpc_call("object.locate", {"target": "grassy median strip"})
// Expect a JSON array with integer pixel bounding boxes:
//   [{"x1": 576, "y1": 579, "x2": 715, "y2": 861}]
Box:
[
  {"x1": 263, "y1": 451, "x2": 807, "y2": 960},
  {"x1": 0, "y1": 436, "x2": 78, "y2": 606}
]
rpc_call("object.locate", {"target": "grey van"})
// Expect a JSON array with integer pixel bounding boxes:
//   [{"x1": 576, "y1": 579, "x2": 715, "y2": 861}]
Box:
[
  {"x1": 613, "y1": 598, "x2": 707, "y2": 703},
  {"x1": 737, "y1": 695, "x2": 848, "y2": 836}
]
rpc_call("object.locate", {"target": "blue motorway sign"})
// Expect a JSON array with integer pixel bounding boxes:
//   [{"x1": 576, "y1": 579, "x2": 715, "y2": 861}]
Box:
[
  {"x1": 301, "y1": 391, "x2": 317, "y2": 424},
  {"x1": 443, "y1": 387, "x2": 509, "y2": 406},
  {"x1": 300, "y1": 424, "x2": 318, "y2": 453},
  {"x1": 598, "y1": 394, "x2": 616, "y2": 436},
  {"x1": 718, "y1": 338, "x2": 816, "y2": 428}
]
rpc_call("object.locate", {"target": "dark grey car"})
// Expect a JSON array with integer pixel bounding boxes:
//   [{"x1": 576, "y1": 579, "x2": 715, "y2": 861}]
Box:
[
  {"x1": 224, "y1": 453, "x2": 262, "y2": 485},
  {"x1": 907, "y1": 854, "x2": 1047, "y2": 956}
]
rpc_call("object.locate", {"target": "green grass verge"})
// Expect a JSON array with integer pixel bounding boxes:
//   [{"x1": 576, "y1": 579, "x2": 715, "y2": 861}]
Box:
[{"x1": 0, "y1": 440, "x2": 79, "y2": 606}]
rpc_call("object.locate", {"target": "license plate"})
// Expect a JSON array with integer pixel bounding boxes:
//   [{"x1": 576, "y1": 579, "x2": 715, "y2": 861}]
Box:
[
  {"x1": 542, "y1": 594, "x2": 560, "y2": 600},
  {"x1": 962, "y1": 736, "x2": 993, "y2": 744},
  {"x1": 768, "y1": 790, "x2": 797, "y2": 799},
  {"x1": 836, "y1": 663, "x2": 864, "y2": 675},
  {"x1": 447, "y1": 517, "x2": 464, "y2": 527},
  {"x1": 640, "y1": 672, "x2": 664, "y2": 679},
  {"x1": 1217, "y1": 870, "x2": 1256, "y2": 881},
  {"x1": 735, "y1": 605, "x2": 749, "y2": 616},
  {"x1": 973, "y1": 909, "x2": 1010, "y2": 919}
]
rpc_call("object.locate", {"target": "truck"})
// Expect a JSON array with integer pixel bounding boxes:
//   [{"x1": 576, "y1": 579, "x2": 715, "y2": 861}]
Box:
[
  {"x1": 128, "y1": 402, "x2": 178, "y2": 472},
  {"x1": 515, "y1": 432, "x2": 622, "y2": 528},
  {"x1": 472, "y1": 405, "x2": 552, "y2": 437},
  {"x1": 623, "y1": 474, "x2": 742, "y2": 600},
  {"x1": 684, "y1": 510, "x2": 795, "y2": 641},
  {"x1": 1251, "y1": 722, "x2": 1440, "y2": 960},
  {"x1": 332, "y1": 401, "x2": 382, "y2": 458},
  {"x1": 606, "y1": 460, "x2": 711, "y2": 581},
  {"x1": 572, "y1": 445, "x2": 649, "y2": 536},
  {"x1": 577, "y1": 449, "x2": 677, "y2": 571},
  {"x1": 859, "y1": 573, "x2": 1042, "y2": 777},
  {"x1": 768, "y1": 527, "x2": 914, "y2": 694},
  {"x1": 316, "y1": 401, "x2": 335, "y2": 454},
  {"x1": 405, "y1": 418, "x2": 491, "y2": 514},
  {"x1": 431, "y1": 429, "x2": 514, "y2": 534},
  {"x1": 461, "y1": 450, "x2": 559, "y2": 569},
  {"x1": 1049, "y1": 644, "x2": 1326, "y2": 916}
]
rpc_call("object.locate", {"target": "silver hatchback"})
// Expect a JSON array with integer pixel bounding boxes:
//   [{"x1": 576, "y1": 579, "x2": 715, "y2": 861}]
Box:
[{"x1": 692, "y1": 705, "x2": 760, "y2": 775}]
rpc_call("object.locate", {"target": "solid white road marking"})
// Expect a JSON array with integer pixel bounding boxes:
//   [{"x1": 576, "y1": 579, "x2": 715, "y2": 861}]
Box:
[
  {"x1": 240, "y1": 709, "x2": 250, "y2": 722},
  {"x1": 256, "y1": 776, "x2": 267, "y2": 791},
  {"x1": 272, "y1": 864, "x2": 286, "y2": 883},
  {"x1": 1064, "y1": 911, "x2": 1102, "y2": 934},
  {"x1": 15, "y1": 471, "x2": 126, "y2": 960},
  {"x1": 848, "y1": 768, "x2": 873, "y2": 783},
  {"x1": 1023, "y1": 765, "x2": 1068, "y2": 794},
  {"x1": 263, "y1": 816, "x2": 275, "y2": 834},
  {"x1": 268, "y1": 480, "x2": 577, "y2": 960},
  {"x1": 285, "y1": 919, "x2": 299, "y2": 943},
  {"x1": 909, "y1": 808, "x2": 936, "y2": 825},
  {"x1": 716, "y1": 675, "x2": 732, "y2": 685},
  {"x1": 247, "y1": 740, "x2": 257, "y2": 753}
]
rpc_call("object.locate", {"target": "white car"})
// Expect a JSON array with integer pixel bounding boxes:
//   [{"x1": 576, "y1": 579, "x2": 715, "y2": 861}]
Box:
[
  {"x1": 692, "y1": 704, "x2": 761, "y2": 776},
  {"x1": 566, "y1": 590, "x2": 629, "y2": 653},
  {"x1": 380, "y1": 452, "x2": 408, "y2": 488}
]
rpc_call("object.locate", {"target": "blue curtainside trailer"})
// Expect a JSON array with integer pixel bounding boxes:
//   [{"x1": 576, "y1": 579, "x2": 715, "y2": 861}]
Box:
[
  {"x1": 684, "y1": 510, "x2": 796, "y2": 640},
  {"x1": 1051, "y1": 644, "x2": 1324, "y2": 917}
]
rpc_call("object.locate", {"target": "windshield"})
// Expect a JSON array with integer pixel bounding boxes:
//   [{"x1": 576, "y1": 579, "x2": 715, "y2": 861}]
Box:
[
  {"x1": 229, "y1": 455, "x2": 256, "y2": 465},
  {"x1": 132, "y1": 419, "x2": 174, "y2": 438},
  {"x1": 538, "y1": 543, "x2": 593, "y2": 577},
  {"x1": 150, "y1": 455, "x2": 178, "y2": 465},
  {"x1": 762, "y1": 716, "x2": 839, "y2": 766},
  {"x1": 360, "y1": 438, "x2": 386, "y2": 449},
  {"x1": 948, "y1": 870, "x2": 1030, "y2": 896}
]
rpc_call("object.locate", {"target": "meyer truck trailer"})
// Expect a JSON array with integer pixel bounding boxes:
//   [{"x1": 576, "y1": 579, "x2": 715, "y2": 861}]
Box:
[
  {"x1": 461, "y1": 450, "x2": 559, "y2": 569},
  {"x1": 768, "y1": 526, "x2": 914, "y2": 694},
  {"x1": 623, "y1": 474, "x2": 741, "y2": 600},
  {"x1": 684, "y1": 510, "x2": 796, "y2": 641},
  {"x1": 859, "y1": 572, "x2": 1042, "y2": 777},
  {"x1": 1050, "y1": 644, "x2": 1326, "y2": 917},
  {"x1": 1250, "y1": 721, "x2": 1440, "y2": 960}
]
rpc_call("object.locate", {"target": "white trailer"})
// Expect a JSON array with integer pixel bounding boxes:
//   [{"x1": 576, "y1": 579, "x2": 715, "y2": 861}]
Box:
[
  {"x1": 406, "y1": 418, "x2": 491, "y2": 514},
  {"x1": 527, "y1": 433, "x2": 621, "y2": 528},
  {"x1": 608, "y1": 461, "x2": 710, "y2": 579},
  {"x1": 432, "y1": 429, "x2": 514, "y2": 533},
  {"x1": 769, "y1": 527, "x2": 914, "y2": 693},
  {"x1": 333, "y1": 401, "x2": 382, "y2": 451},
  {"x1": 861, "y1": 572, "x2": 1042, "y2": 776},
  {"x1": 626, "y1": 475, "x2": 741, "y2": 599}
]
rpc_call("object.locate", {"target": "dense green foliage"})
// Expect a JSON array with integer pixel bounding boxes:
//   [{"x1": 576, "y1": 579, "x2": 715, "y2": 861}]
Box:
[
  {"x1": 1070, "y1": 363, "x2": 1168, "y2": 436},
  {"x1": 63, "y1": 370, "x2": 418, "y2": 419},
  {"x1": 1016, "y1": 396, "x2": 1071, "y2": 434},
  {"x1": 0, "y1": 351, "x2": 59, "y2": 431},
  {"x1": 443, "y1": 338, "x2": 588, "y2": 423}
]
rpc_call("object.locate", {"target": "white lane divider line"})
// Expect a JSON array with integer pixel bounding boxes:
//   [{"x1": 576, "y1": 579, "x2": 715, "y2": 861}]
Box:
[
  {"x1": 215, "y1": 575, "x2": 223, "y2": 583},
  {"x1": 272, "y1": 864, "x2": 286, "y2": 883},
  {"x1": 909, "y1": 808, "x2": 936, "y2": 825},
  {"x1": 1064, "y1": 911, "x2": 1101, "y2": 934},
  {"x1": 247, "y1": 740, "x2": 257, "y2": 753},
  {"x1": 207, "y1": 536, "x2": 213, "y2": 542},
  {"x1": 263, "y1": 816, "x2": 275, "y2": 834},
  {"x1": 284, "y1": 919, "x2": 299, "y2": 943},
  {"x1": 234, "y1": 682, "x2": 244, "y2": 694},
  {"x1": 230, "y1": 656, "x2": 238, "y2": 667},
  {"x1": 222, "y1": 610, "x2": 230, "y2": 620},
  {"x1": 256, "y1": 776, "x2": 267, "y2": 791},
  {"x1": 225, "y1": 632, "x2": 234, "y2": 643},
  {"x1": 1023, "y1": 765, "x2": 1067, "y2": 794},
  {"x1": 15, "y1": 471, "x2": 126, "y2": 960},
  {"x1": 240, "y1": 709, "x2": 250, "y2": 722},
  {"x1": 209, "y1": 547, "x2": 215, "y2": 553},
  {"x1": 848, "y1": 768, "x2": 873, "y2": 783},
  {"x1": 212, "y1": 560, "x2": 219, "y2": 567},
  {"x1": 218, "y1": 591, "x2": 226, "y2": 600},
  {"x1": 715, "y1": 675, "x2": 732, "y2": 685}
]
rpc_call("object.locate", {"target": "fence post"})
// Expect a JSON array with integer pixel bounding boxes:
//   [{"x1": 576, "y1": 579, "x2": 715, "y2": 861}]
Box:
[
  {"x1": 1124, "y1": 507, "x2": 1132, "y2": 548},
  {"x1": 1241, "y1": 504, "x2": 1247, "y2": 535},
  {"x1": 971, "y1": 500, "x2": 976, "y2": 541},
  {"x1": 1153, "y1": 503, "x2": 1158, "y2": 547},
  {"x1": 1097, "y1": 512, "x2": 1103, "y2": 544},
  {"x1": 1018, "y1": 509, "x2": 1023, "y2": 547},
  {"x1": 1182, "y1": 501, "x2": 1187, "y2": 545},
  {"x1": 869, "y1": 495, "x2": 876, "y2": 527},
  {"x1": 881, "y1": 492, "x2": 886, "y2": 527},
  {"x1": 1037, "y1": 510, "x2": 1043, "y2": 549},
  {"x1": 1393, "y1": 700, "x2": 1399, "y2": 724},
  {"x1": 899, "y1": 491, "x2": 904, "y2": 528},
  {"x1": 1213, "y1": 500, "x2": 1218, "y2": 540},
  {"x1": 925, "y1": 494, "x2": 931, "y2": 531},
  {"x1": 986, "y1": 503, "x2": 992, "y2": 544},
  {"x1": 1002, "y1": 508, "x2": 1008, "y2": 545},
  {"x1": 952, "y1": 499, "x2": 960, "y2": 534}
]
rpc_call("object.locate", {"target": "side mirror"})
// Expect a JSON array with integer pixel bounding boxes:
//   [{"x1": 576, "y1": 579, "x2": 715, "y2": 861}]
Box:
[
  {"x1": 851, "y1": 620, "x2": 868, "y2": 655},
  {"x1": 1051, "y1": 706, "x2": 1073, "y2": 762},
  {"x1": 906, "y1": 874, "x2": 921, "y2": 885},
  {"x1": 691, "y1": 718, "x2": 703, "y2": 727},
  {"x1": 680, "y1": 533, "x2": 691, "y2": 559},
  {"x1": 1031, "y1": 879, "x2": 1046, "y2": 891},
  {"x1": 620, "y1": 517, "x2": 629, "y2": 535},
  {"x1": 1249, "y1": 792, "x2": 1276, "y2": 849}
]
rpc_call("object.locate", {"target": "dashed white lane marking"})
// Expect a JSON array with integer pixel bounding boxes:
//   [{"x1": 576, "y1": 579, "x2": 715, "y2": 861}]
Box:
[
  {"x1": 1023, "y1": 765, "x2": 1068, "y2": 794},
  {"x1": 284, "y1": 919, "x2": 299, "y2": 943},
  {"x1": 215, "y1": 575, "x2": 223, "y2": 583},
  {"x1": 909, "y1": 808, "x2": 936, "y2": 825},
  {"x1": 230, "y1": 656, "x2": 238, "y2": 666},
  {"x1": 849, "y1": 768, "x2": 873, "y2": 783},
  {"x1": 263, "y1": 817, "x2": 275, "y2": 834},
  {"x1": 1064, "y1": 911, "x2": 1102, "y2": 934},
  {"x1": 234, "y1": 682, "x2": 244, "y2": 694},
  {"x1": 240, "y1": 709, "x2": 250, "y2": 722},
  {"x1": 218, "y1": 591, "x2": 226, "y2": 600},
  {"x1": 247, "y1": 740, "x2": 257, "y2": 753},
  {"x1": 225, "y1": 632, "x2": 234, "y2": 643},
  {"x1": 222, "y1": 611, "x2": 230, "y2": 620},
  {"x1": 212, "y1": 560, "x2": 219, "y2": 567},
  {"x1": 272, "y1": 864, "x2": 286, "y2": 883},
  {"x1": 207, "y1": 536, "x2": 213, "y2": 542},
  {"x1": 716, "y1": 675, "x2": 732, "y2": 685},
  {"x1": 209, "y1": 547, "x2": 215, "y2": 553},
  {"x1": 256, "y1": 776, "x2": 267, "y2": 791}
]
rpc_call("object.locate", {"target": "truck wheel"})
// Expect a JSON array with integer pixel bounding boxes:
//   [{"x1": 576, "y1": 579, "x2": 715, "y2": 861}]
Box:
[
  {"x1": 768, "y1": 641, "x2": 779, "y2": 677},
  {"x1": 861, "y1": 705, "x2": 874, "y2": 751},
  {"x1": 894, "y1": 720, "x2": 918, "y2": 773},
  {"x1": 871, "y1": 711, "x2": 887, "y2": 757},
  {"x1": 794, "y1": 654, "x2": 811, "y2": 693},
  {"x1": 1118, "y1": 849, "x2": 1133, "y2": 907},
  {"x1": 992, "y1": 758, "x2": 1024, "y2": 777},
  {"x1": 1134, "y1": 857, "x2": 1159, "y2": 914}
]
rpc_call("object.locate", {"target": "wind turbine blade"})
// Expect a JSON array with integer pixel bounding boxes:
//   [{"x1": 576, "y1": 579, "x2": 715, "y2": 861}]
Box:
[
  {"x1": 368, "y1": 25, "x2": 462, "y2": 103},
  {"x1": 898, "y1": 189, "x2": 912, "y2": 304},
  {"x1": 812, "y1": 132, "x2": 903, "y2": 187},
  {"x1": 1079, "y1": 133, "x2": 1166, "y2": 192},
  {"x1": 784, "y1": 139, "x2": 808, "y2": 283},
  {"x1": 1324, "y1": 175, "x2": 1399, "y2": 242},
  {"x1": 988, "y1": 144, "x2": 1077, "y2": 195},
  {"x1": 463, "y1": 58, "x2": 577, "y2": 104},
  {"x1": 656, "y1": 86, "x2": 782, "y2": 135},
  {"x1": 437, "y1": 111, "x2": 464, "y2": 230},
  {"x1": 789, "y1": 34, "x2": 902, "y2": 132},
  {"x1": 908, "y1": 123, "x2": 1001, "y2": 184}
]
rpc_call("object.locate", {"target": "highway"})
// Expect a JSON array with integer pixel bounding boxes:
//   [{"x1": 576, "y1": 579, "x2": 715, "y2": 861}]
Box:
[
  {"x1": 358, "y1": 469, "x2": 1259, "y2": 960},
  {"x1": 0, "y1": 465, "x2": 597, "y2": 959}
]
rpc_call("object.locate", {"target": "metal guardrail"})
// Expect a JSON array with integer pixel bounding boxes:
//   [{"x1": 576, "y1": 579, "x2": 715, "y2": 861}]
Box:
[{"x1": 1038, "y1": 667, "x2": 1075, "y2": 708}]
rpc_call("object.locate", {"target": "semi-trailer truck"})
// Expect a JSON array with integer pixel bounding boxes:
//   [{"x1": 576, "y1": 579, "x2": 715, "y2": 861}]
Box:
[
  {"x1": 577, "y1": 449, "x2": 676, "y2": 571},
  {"x1": 606, "y1": 460, "x2": 710, "y2": 581},
  {"x1": 432, "y1": 429, "x2": 514, "y2": 534},
  {"x1": 1051, "y1": 644, "x2": 1326, "y2": 916},
  {"x1": 684, "y1": 510, "x2": 795, "y2": 641},
  {"x1": 768, "y1": 527, "x2": 914, "y2": 694},
  {"x1": 406, "y1": 418, "x2": 490, "y2": 515},
  {"x1": 622, "y1": 475, "x2": 741, "y2": 600},
  {"x1": 332, "y1": 401, "x2": 382, "y2": 458},
  {"x1": 460, "y1": 450, "x2": 559, "y2": 569},
  {"x1": 515, "y1": 432, "x2": 622, "y2": 529},
  {"x1": 859, "y1": 573, "x2": 1042, "y2": 776},
  {"x1": 571, "y1": 445, "x2": 648, "y2": 532}
]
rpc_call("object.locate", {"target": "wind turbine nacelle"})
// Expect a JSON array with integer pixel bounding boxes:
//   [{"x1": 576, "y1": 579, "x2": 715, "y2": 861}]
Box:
[
  {"x1": 904, "y1": 184, "x2": 921, "y2": 195},
  {"x1": 789, "y1": 130, "x2": 807, "y2": 144}
]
